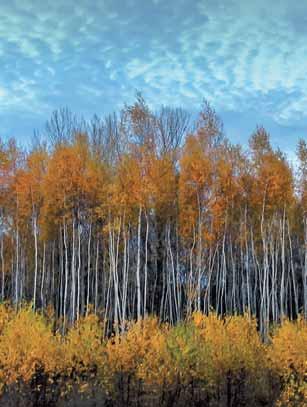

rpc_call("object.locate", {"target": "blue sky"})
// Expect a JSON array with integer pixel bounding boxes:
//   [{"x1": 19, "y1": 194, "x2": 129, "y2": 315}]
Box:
[{"x1": 0, "y1": 0, "x2": 306, "y2": 158}]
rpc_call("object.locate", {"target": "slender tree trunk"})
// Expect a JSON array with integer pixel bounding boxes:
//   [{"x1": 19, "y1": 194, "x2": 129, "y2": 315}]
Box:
[
  {"x1": 86, "y1": 222, "x2": 92, "y2": 316},
  {"x1": 71, "y1": 217, "x2": 76, "y2": 321},
  {"x1": 280, "y1": 208, "x2": 286, "y2": 320},
  {"x1": 40, "y1": 242, "x2": 46, "y2": 309},
  {"x1": 77, "y1": 222, "x2": 81, "y2": 320},
  {"x1": 94, "y1": 237, "x2": 99, "y2": 315},
  {"x1": 33, "y1": 214, "x2": 38, "y2": 310},
  {"x1": 136, "y1": 205, "x2": 142, "y2": 321},
  {"x1": 15, "y1": 223, "x2": 19, "y2": 307},
  {"x1": 63, "y1": 219, "x2": 68, "y2": 331},
  {"x1": 143, "y1": 210, "x2": 149, "y2": 317},
  {"x1": 1, "y1": 234, "x2": 4, "y2": 301}
]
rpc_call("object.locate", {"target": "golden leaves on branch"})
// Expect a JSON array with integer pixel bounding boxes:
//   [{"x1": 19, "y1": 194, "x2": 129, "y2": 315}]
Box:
[{"x1": 0, "y1": 305, "x2": 305, "y2": 405}]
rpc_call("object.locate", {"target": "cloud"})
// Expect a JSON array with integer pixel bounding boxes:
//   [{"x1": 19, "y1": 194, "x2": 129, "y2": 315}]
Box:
[
  {"x1": 178, "y1": 0, "x2": 307, "y2": 123},
  {"x1": 0, "y1": 87, "x2": 7, "y2": 99},
  {"x1": 0, "y1": 77, "x2": 50, "y2": 114},
  {"x1": 116, "y1": 0, "x2": 307, "y2": 126},
  {"x1": 0, "y1": 0, "x2": 306, "y2": 143}
]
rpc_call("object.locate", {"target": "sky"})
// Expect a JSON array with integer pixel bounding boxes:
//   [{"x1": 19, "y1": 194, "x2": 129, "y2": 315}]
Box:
[{"x1": 0, "y1": 0, "x2": 306, "y2": 159}]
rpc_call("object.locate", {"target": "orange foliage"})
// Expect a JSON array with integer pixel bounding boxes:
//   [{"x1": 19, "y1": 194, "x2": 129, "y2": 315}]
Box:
[
  {"x1": 0, "y1": 307, "x2": 63, "y2": 388},
  {"x1": 269, "y1": 318, "x2": 307, "y2": 406},
  {"x1": 0, "y1": 305, "x2": 304, "y2": 405}
]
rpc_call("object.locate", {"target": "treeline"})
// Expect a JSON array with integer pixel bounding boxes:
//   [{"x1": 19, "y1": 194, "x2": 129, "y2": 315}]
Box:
[
  {"x1": 0, "y1": 95, "x2": 306, "y2": 337},
  {"x1": 0, "y1": 305, "x2": 306, "y2": 406}
]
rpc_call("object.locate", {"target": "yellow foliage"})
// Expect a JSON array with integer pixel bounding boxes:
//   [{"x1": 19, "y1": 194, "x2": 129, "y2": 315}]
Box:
[
  {"x1": 0, "y1": 307, "x2": 63, "y2": 386},
  {"x1": 193, "y1": 312, "x2": 266, "y2": 376},
  {"x1": 136, "y1": 323, "x2": 172, "y2": 386},
  {"x1": 64, "y1": 313, "x2": 104, "y2": 376},
  {"x1": 0, "y1": 304, "x2": 305, "y2": 405},
  {"x1": 269, "y1": 317, "x2": 307, "y2": 379},
  {"x1": 275, "y1": 378, "x2": 307, "y2": 406},
  {"x1": 269, "y1": 317, "x2": 307, "y2": 405},
  {"x1": 0, "y1": 303, "x2": 13, "y2": 335},
  {"x1": 137, "y1": 313, "x2": 267, "y2": 395},
  {"x1": 105, "y1": 317, "x2": 160, "y2": 377}
]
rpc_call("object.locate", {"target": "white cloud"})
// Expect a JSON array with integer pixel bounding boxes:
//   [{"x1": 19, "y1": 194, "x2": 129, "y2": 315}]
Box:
[
  {"x1": 0, "y1": 77, "x2": 49, "y2": 113},
  {"x1": 0, "y1": 87, "x2": 7, "y2": 99},
  {"x1": 118, "y1": 0, "x2": 307, "y2": 126},
  {"x1": 191, "y1": 0, "x2": 307, "y2": 122},
  {"x1": 0, "y1": 0, "x2": 306, "y2": 129}
]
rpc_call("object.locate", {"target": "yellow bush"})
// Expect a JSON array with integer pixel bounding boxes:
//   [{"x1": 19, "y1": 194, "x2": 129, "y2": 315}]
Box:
[
  {"x1": 164, "y1": 322, "x2": 214, "y2": 385},
  {"x1": 0, "y1": 302, "x2": 13, "y2": 335},
  {"x1": 269, "y1": 317, "x2": 307, "y2": 406},
  {"x1": 103, "y1": 317, "x2": 163, "y2": 399},
  {"x1": 0, "y1": 307, "x2": 63, "y2": 386},
  {"x1": 64, "y1": 313, "x2": 104, "y2": 377},
  {"x1": 191, "y1": 312, "x2": 267, "y2": 377},
  {"x1": 269, "y1": 317, "x2": 307, "y2": 379},
  {"x1": 275, "y1": 379, "x2": 307, "y2": 406},
  {"x1": 136, "y1": 322, "x2": 175, "y2": 387},
  {"x1": 105, "y1": 317, "x2": 160, "y2": 376},
  {"x1": 135, "y1": 313, "x2": 269, "y2": 404},
  {"x1": 135, "y1": 320, "x2": 216, "y2": 406},
  {"x1": 0, "y1": 304, "x2": 304, "y2": 406},
  {"x1": 135, "y1": 313, "x2": 267, "y2": 392},
  {"x1": 191, "y1": 312, "x2": 271, "y2": 403}
]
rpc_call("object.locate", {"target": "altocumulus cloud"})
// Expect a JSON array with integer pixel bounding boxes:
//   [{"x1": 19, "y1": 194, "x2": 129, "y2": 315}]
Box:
[{"x1": 0, "y1": 0, "x2": 306, "y2": 146}]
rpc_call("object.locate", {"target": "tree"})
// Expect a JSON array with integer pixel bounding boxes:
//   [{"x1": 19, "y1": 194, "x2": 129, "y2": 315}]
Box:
[{"x1": 297, "y1": 139, "x2": 307, "y2": 318}]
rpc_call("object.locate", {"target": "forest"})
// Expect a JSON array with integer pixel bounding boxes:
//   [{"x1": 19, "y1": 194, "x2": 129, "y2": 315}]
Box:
[{"x1": 0, "y1": 95, "x2": 306, "y2": 405}]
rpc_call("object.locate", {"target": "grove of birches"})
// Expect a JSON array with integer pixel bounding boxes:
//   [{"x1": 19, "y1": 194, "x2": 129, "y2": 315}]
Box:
[{"x1": 0, "y1": 95, "x2": 306, "y2": 406}]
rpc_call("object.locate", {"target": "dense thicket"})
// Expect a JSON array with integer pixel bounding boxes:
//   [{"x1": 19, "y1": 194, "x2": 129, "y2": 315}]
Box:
[
  {"x1": 0, "y1": 305, "x2": 306, "y2": 406},
  {"x1": 0, "y1": 96, "x2": 306, "y2": 338}
]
